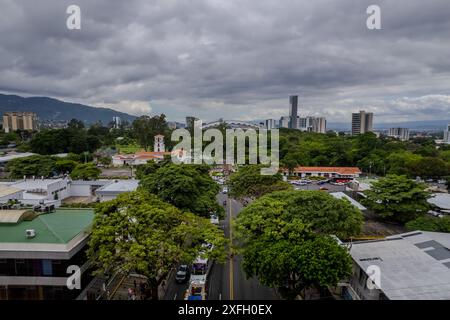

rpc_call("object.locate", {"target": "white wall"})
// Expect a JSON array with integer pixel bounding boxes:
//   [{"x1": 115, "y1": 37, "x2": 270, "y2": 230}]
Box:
[
  {"x1": 69, "y1": 184, "x2": 92, "y2": 197},
  {"x1": 0, "y1": 190, "x2": 23, "y2": 202}
]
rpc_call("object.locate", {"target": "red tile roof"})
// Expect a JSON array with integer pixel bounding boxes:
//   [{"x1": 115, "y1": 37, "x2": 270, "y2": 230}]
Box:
[{"x1": 288, "y1": 166, "x2": 361, "y2": 175}]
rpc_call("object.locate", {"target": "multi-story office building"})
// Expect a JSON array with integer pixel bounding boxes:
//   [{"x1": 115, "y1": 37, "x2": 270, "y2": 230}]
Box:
[
  {"x1": 279, "y1": 116, "x2": 290, "y2": 128},
  {"x1": 299, "y1": 117, "x2": 327, "y2": 133},
  {"x1": 3, "y1": 112, "x2": 38, "y2": 133},
  {"x1": 312, "y1": 117, "x2": 327, "y2": 134},
  {"x1": 444, "y1": 124, "x2": 450, "y2": 144},
  {"x1": 289, "y1": 95, "x2": 298, "y2": 129},
  {"x1": 388, "y1": 128, "x2": 410, "y2": 141},
  {"x1": 0, "y1": 208, "x2": 95, "y2": 300},
  {"x1": 264, "y1": 119, "x2": 277, "y2": 129},
  {"x1": 352, "y1": 110, "x2": 373, "y2": 135}
]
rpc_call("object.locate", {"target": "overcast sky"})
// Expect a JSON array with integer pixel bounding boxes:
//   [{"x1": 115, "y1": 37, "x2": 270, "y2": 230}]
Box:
[{"x1": 1, "y1": 0, "x2": 450, "y2": 123}]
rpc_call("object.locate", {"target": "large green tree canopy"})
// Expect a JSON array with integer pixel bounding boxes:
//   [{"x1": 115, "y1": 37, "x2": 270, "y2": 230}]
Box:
[
  {"x1": 363, "y1": 174, "x2": 430, "y2": 223},
  {"x1": 234, "y1": 190, "x2": 362, "y2": 299},
  {"x1": 88, "y1": 191, "x2": 226, "y2": 299},
  {"x1": 70, "y1": 163, "x2": 101, "y2": 180},
  {"x1": 228, "y1": 165, "x2": 292, "y2": 199},
  {"x1": 235, "y1": 190, "x2": 363, "y2": 240},
  {"x1": 139, "y1": 163, "x2": 223, "y2": 218}
]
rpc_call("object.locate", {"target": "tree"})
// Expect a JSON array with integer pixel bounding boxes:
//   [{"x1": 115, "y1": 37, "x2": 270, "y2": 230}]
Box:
[
  {"x1": 228, "y1": 165, "x2": 291, "y2": 199},
  {"x1": 234, "y1": 190, "x2": 362, "y2": 299},
  {"x1": 235, "y1": 190, "x2": 363, "y2": 240},
  {"x1": 132, "y1": 115, "x2": 168, "y2": 151},
  {"x1": 6, "y1": 155, "x2": 57, "y2": 178},
  {"x1": 242, "y1": 236, "x2": 352, "y2": 300},
  {"x1": 139, "y1": 163, "x2": 223, "y2": 218},
  {"x1": 411, "y1": 157, "x2": 450, "y2": 178},
  {"x1": 70, "y1": 163, "x2": 101, "y2": 180},
  {"x1": 362, "y1": 174, "x2": 430, "y2": 223},
  {"x1": 88, "y1": 191, "x2": 226, "y2": 299},
  {"x1": 55, "y1": 159, "x2": 79, "y2": 174},
  {"x1": 98, "y1": 156, "x2": 112, "y2": 167},
  {"x1": 406, "y1": 216, "x2": 450, "y2": 233}
]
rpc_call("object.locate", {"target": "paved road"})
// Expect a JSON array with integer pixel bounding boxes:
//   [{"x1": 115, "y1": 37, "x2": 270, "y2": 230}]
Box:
[
  {"x1": 164, "y1": 192, "x2": 278, "y2": 300},
  {"x1": 208, "y1": 193, "x2": 278, "y2": 300}
]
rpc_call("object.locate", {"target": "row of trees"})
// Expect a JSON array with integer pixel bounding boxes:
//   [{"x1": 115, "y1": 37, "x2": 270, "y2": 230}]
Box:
[
  {"x1": 14, "y1": 114, "x2": 171, "y2": 156},
  {"x1": 6, "y1": 155, "x2": 101, "y2": 180},
  {"x1": 280, "y1": 130, "x2": 450, "y2": 178},
  {"x1": 87, "y1": 160, "x2": 226, "y2": 299},
  {"x1": 362, "y1": 174, "x2": 450, "y2": 232}
]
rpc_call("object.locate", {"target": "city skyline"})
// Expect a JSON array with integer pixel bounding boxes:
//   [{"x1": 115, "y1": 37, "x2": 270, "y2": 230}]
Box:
[{"x1": 1, "y1": 1, "x2": 450, "y2": 123}]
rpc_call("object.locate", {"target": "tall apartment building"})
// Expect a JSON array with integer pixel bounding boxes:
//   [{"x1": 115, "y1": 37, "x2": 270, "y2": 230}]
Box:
[
  {"x1": 388, "y1": 128, "x2": 410, "y2": 141},
  {"x1": 112, "y1": 116, "x2": 121, "y2": 129},
  {"x1": 299, "y1": 116, "x2": 327, "y2": 133},
  {"x1": 3, "y1": 112, "x2": 38, "y2": 133},
  {"x1": 352, "y1": 111, "x2": 373, "y2": 135},
  {"x1": 444, "y1": 124, "x2": 450, "y2": 144},
  {"x1": 289, "y1": 95, "x2": 299, "y2": 129}
]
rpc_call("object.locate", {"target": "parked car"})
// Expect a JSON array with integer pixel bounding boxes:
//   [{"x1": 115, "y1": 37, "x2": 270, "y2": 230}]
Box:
[
  {"x1": 210, "y1": 214, "x2": 219, "y2": 225},
  {"x1": 222, "y1": 187, "x2": 228, "y2": 194},
  {"x1": 175, "y1": 265, "x2": 190, "y2": 283},
  {"x1": 428, "y1": 210, "x2": 444, "y2": 218}
]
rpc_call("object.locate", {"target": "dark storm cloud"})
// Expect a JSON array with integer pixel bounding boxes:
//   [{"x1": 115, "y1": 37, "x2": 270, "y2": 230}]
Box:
[{"x1": 1, "y1": 0, "x2": 450, "y2": 122}]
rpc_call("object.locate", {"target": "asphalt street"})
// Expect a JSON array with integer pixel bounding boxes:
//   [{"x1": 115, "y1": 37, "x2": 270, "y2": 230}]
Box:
[{"x1": 163, "y1": 192, "x2": 278, "y2": 300}]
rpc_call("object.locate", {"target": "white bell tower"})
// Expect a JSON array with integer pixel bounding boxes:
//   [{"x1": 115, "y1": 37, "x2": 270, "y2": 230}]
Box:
[{"x1": 154, "y1": 134, "x2": 165, "y2": 152}]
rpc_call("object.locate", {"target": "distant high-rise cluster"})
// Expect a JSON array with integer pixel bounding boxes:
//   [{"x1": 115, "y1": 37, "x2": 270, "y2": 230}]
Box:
[
  {"x1": 2, "y1": 112, "x2": 38, "y2": 133},
  {"x1": 271, "y1": 96, "x2": 327, "y2": 133},
  {"x1": 388, "y1": 128, "x2": 410, "y2": 141},
  {"x1": 351, "y1": 110, "x2": 373, "y2": 135}
]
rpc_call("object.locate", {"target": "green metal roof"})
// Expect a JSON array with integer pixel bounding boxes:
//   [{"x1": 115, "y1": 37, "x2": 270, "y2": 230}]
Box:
[{"x1": 0, "y1": 209, "x2": 94, "y2": 244}]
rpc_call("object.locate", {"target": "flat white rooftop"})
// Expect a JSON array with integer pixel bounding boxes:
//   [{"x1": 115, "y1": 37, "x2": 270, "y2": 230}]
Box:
[
  {"x1": 349, "y1": 231, "x2": 450, "y2": 300},
  {"x1": 428, "y1": 193, "x2": 450, "y2": 210},
  {"x1": 96, "y1": 180, "x2": 139, "y2": 194},
  {"x1": 12, "y1": 179, "x2": 65, "y2": 191}
]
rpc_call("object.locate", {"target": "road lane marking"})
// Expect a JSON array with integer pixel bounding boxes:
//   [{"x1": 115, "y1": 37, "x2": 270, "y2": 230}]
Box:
[{"x1": 228, "y1": 197, "x2": 234, "y2": 300}]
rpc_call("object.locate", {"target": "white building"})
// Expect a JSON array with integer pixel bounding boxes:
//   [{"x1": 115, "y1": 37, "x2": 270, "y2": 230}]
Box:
[
  {"x1": 264, "y1": 119, "x2": 277, "y2": 130},
  {"x1": 299, "y1": 117, "x2": 327, "y2": 133},
  {"x1": 10, "y1": 178, "x2": 70, "y2": 206},
  {"x1": 444, "y1": 124, "x2": 450, "y2": 144},
  {"x1": 112, "y1": 116, "x2": 121, "y2": 129},
  {"x1": 343, "y1": 231, "x2": 450, "y2": 300},
  {"x1": 154, "y1": 134, "x2": 165, "y2": 152},
  {"x1": 95, "y1": 180, "x2": 139, "y2": 202},
  {"x1": 279, "y1": 116, "x2": 290, "y2": 128},
  {"x1": 0, "y1": 185, "x2": 23, "y2": 202},
  {"x1": 388, "y1": 128, "x2": 410, "y2": 141},
  {"x1": 352, "y1": 110, "x2": 373, "y2": 135}
]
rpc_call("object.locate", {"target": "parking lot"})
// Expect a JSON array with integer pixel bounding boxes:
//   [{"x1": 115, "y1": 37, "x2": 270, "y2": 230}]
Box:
[{"x1": 290, "y1": 182, "x2": 347, "y2": 192}]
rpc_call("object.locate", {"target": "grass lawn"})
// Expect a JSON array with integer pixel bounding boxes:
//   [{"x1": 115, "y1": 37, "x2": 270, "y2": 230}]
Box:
[{"x1": 116, "y1": 144, "x2": 142, "y2": 154}]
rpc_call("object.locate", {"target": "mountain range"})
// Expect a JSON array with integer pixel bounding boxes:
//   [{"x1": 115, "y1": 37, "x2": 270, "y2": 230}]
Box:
[{"x1": 0, "y1": 94, "x2": 136, "y2": 124}]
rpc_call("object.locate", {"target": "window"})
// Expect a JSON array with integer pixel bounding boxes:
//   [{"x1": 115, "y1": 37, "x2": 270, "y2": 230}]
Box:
[{"x1": 42, "y1": 260, "x2": 53, "y2": 276}]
